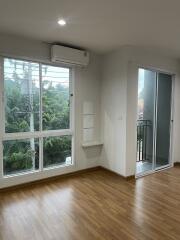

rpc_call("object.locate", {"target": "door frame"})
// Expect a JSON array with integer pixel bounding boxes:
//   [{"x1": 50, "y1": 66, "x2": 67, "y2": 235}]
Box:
[{"x1": 135, "y1": 67, "x2": 175, "y2": 178}]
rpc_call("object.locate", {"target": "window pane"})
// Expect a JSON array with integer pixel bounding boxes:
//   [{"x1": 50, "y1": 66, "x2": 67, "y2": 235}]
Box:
[
  {"x1": 4, "y1": 58, "x2": 40, "y2": 133},
  {"x1": 42, "y1": 65, "x2": 70, "y2": 130},
  {"x1": 3, "y1": 138, "x2": 39, "y2": 175},
  {"x1": 43, "y1": 136, "x2": 72, "y2": 168}
]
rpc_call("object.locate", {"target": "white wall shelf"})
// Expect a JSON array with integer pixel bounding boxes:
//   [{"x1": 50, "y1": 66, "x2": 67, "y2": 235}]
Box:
[
  {"x1": 82, "y1": 101, "x2": 102, "y2": 148},
  {"x1": 82, "y1": 141, "x2": 103, "y2": 147}
]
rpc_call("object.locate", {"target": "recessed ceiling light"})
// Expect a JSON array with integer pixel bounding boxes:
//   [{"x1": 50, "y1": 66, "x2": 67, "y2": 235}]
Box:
[{"x1": 58, "y1": 19, "x2": 66, "y2": 26}]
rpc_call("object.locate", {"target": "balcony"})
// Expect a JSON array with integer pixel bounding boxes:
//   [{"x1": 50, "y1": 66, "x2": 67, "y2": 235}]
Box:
[{"x1": 137, "y1": 119, "x2": 151, "y2": 162}]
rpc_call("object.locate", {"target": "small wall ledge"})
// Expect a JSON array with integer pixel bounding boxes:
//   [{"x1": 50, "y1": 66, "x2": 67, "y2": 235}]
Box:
[{"x1": 82, "y1": 141, "x2": 103, "y2": 147}]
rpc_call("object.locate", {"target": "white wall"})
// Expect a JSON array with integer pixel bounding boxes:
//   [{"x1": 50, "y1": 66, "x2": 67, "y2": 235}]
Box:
[
  {"x1": 0, "y1": 34, "x2": 102, "y2": 188},
  {"x1": 100, "y1": 50, "x2": 128, "y2": 176},
  {"x1": 74, "y1": 54, "x2": 102, "y2": 170},
  {"x1": 101, "y1": 46, "x2": 180, "y2": 177}
]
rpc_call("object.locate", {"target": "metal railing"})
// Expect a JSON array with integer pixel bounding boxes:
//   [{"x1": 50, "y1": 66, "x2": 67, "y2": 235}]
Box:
[{"x1": 137, "y1": 120, "x2": 151, "y2": 162}]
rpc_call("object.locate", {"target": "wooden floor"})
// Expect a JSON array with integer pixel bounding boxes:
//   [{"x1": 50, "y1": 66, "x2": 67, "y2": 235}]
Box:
[{"x1": 1, "y1": 167, "x2": 180, "y2": 240}]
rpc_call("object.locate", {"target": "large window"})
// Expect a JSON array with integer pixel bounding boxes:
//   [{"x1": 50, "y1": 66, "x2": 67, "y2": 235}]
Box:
[{"x1": 1, "y1": 58, "x2": 73, "y2": 176}]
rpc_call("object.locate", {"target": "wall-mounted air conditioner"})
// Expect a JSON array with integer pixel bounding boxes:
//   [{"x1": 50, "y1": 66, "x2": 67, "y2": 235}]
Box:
[{"x1": 51, "y1": 45, "x2": 89, "y2": 66}]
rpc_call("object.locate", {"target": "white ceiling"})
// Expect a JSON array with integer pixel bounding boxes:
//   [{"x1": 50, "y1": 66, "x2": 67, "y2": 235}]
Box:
[{"x1": 1, "y1": 0, "x2": 180, "y2": 55}]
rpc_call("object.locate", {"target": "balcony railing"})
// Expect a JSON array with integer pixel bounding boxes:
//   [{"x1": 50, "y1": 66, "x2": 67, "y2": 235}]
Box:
[{"x1": 137, "y1": 119, "x2": 151, "y2": 162}]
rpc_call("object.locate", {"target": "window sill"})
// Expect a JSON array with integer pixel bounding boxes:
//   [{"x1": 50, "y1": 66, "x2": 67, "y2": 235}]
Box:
[
  {"x1": 3, "y1": 169, "x2": 40, "y2": 179},
  {"x1": 43, "y1": 162, "x2": 73, "y2": 171},
  {"x1": 3, "y1": 163, "x2": 74, "y2": 179}
]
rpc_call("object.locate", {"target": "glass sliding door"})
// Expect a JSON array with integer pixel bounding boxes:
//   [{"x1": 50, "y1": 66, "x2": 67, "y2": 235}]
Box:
[
  {"x1": 136, "y1": 68, "x2": 156, "y2": 175},
  {"x1": 136, "y1": 69, "x2": 173, "y2": 176},
  {"x1": 155, "y1": 73, "x2": 172, "y2": 169}
]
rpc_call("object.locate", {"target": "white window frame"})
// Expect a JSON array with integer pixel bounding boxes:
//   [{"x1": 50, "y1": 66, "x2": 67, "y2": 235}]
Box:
[{"x1": 0, "y1": 56, "x2": 74, "y2": 178}]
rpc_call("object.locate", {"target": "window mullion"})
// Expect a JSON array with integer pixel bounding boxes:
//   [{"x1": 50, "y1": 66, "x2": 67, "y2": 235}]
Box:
[
  {"x1": 40, "y1": 63, "x2": 43, "y2": 133},
  {"x1": 39, "y1": 63, "x2": 43, "y2": 171},
  {"x1": 3, "y1": 129, "x2": 72, "y2": 141},
  {"x1": 0, "y1": 57, "x2": 4, "y2": 178},
  {"x1": 69, "y1": 68, "x2": 74, "y2": 133}
]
